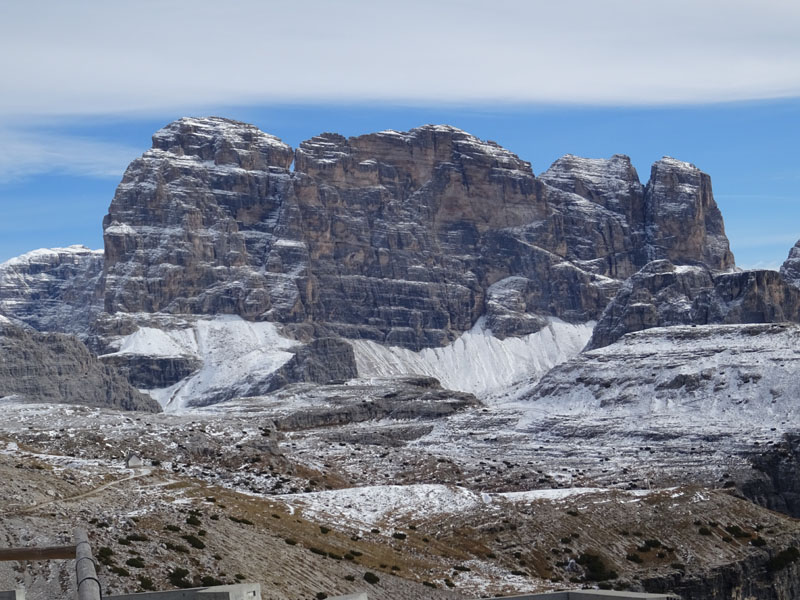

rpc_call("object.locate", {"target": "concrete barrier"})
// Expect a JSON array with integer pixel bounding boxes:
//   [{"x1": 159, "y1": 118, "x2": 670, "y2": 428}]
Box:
[
  {"x1": 107, "y1": 583, "x2": 261, "y2": 600},
  {"x1": 484, "y1": 592, "x2": 679, "y2": 600}
]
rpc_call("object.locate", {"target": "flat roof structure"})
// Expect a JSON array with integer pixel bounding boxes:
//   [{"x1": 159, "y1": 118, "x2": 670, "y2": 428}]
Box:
[{"x1": 485, "y1": 591, "x2": 680, "y2": 600}]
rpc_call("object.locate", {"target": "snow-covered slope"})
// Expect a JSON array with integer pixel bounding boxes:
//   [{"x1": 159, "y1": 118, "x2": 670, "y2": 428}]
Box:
[
  {"x1": 101, "y1": 316, "x2": 299, "y2": 412},
  {"x1": 522, "y1": 322, "x2": 800, "y2": 429},
  {"x1": 350, "y1": 318, "x2": 593, "y2": 396}
]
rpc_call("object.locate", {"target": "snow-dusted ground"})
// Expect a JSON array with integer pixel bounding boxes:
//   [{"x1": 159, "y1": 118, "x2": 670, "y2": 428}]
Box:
[
  {"x1": 278, "y1": 483, "x2": 657, "y2": 531},
  {"x1": 351, "y1": 319, "x2": 593, "y2": 396}
]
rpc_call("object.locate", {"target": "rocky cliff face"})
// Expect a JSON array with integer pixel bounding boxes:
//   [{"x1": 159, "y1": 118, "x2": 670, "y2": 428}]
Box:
[
  {"x1": 98, "y1": 117, "x2": 734, "y2": 352},
  {"x1": 0, "y1": 316, "x2": 160, "y2": 412},
  {"x1": 587, "y1": 260, "x2": 800, "y2": 349},
  {"x1": 780, "y1": 239, "x2": 800, "y2": 288},
  {"x1": 0, "y1": 245, "x2": 103, "y2": 338}
]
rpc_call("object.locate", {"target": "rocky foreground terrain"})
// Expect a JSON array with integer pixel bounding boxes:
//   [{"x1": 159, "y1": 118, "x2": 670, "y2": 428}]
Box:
[{"x1": 1, "y1": 118, "x2": 799, "y2": 599}]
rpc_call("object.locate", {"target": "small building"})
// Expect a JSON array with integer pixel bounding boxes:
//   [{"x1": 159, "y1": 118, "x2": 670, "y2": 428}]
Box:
[
  {"x1": 0, "y1": 591, "x2": 25, "y2": 600},
  {"x1": 124, "y1": 452, "x2": 145, "y2": 469}
]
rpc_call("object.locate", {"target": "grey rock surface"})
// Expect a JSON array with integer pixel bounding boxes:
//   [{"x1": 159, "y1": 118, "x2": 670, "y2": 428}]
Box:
[
  {"x1": 98, "y1": 118, "x2": 735, "y2": 351},
  {"x1": 0, "y1": 246, "x2": 103, "y2": 338},
  {"x1": 587, "y1": 260, "x2": 800, "y2": 349},
  {"x1": 0, "y1": 318, "x2": 160, "y2": 412},
  {"x1": 780, "y1": 238, "x2": 800, "y2": 288}
]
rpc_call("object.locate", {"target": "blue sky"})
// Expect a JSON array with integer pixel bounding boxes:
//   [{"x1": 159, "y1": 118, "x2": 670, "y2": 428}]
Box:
[{"x1": 1, "y1": 1, "x2": 799, "y2": 268}]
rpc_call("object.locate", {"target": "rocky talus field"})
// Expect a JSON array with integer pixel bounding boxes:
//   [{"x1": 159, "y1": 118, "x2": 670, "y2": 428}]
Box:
[{"x1": 1, "y1": 117, "x2": 799, "y2": 599}]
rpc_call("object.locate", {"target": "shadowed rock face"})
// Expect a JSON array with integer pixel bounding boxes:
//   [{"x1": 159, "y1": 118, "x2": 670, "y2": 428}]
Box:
[
  {"x1": 587, "y1": 260, "x2": 800, "y2": 349},
  {"x1": 0, "y1": 246, "x2": 103, "y2": 339},
  {"x1": 780, "y1": 239, "x2": 800, "y2": 288},
  {"x1": 97, "y1": 118, "x2": 735, "y2": 350},
  {"x1": 0, "y1": 318, "x2": 160, "y2": 412}
]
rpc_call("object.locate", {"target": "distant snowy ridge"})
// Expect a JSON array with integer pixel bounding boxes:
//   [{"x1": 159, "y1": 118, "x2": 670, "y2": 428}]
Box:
[{"x1": 350, "y1": 318, "x2": 594, "y2": 397}]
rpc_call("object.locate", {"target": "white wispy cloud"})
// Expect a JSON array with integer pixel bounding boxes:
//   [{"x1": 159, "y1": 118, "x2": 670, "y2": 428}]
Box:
[
  {"x1": 0, "y1": 0, "x2": 798, "y2": 116},
  {"x1": 0, "y1": 128, "x2": 140, "y2": 182}
]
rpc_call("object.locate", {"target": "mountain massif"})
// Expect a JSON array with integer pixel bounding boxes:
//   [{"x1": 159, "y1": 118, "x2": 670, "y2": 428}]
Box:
[{"x1": 1, "y1": 117, "x2": 799, "y2": 600}]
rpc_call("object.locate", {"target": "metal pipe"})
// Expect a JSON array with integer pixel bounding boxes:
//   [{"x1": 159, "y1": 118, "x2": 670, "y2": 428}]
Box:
[{"x1": 74, "y1": 529, "x2": 101, "y2": 600}]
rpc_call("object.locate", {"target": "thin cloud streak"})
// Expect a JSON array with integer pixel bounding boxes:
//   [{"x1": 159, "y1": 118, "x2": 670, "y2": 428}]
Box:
[
  {"x1": 0, "y1": 128, "x2": 140, "y2": 182},
  {"x1": 1, "y1": 1, "x2": 799, "y2": 117}
]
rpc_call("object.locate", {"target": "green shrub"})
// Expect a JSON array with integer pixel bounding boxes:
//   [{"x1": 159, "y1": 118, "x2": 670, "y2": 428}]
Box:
[
  {"x1": 626, "y1": 553, "x2": 643, "y2": 564},
  {"x1": 186, "y1": 515, "x2": 201, "y2": 526},
  {"x1": 182, "y1": 535, "x2": 205, "y2": 549},
  {"x1": 125, "y1": 557, "x2": 145, "y2": 568},
  {"x1": 168, "y1": 567, "x2": 192, "y2": 588},
  {"x1": 766, "y1": 547, "x2": 800, "y2": 573},
  {"x1": 201, "y1": 576, "x2": 224, "y2": 587},
  {"x1": 97, "y1": 547, "x2": 114, "y2": 566},
  {"x1": 138, "y1": 576, "x2": 155, "y2": 591},
  {"x1": 578, "y1": 552, "x2": 618, "y2": 581},
  {"x1": 725, "y1": 525, "x2": 750, "y2": 538},
  {"x1": 363, "y1": 572, "x2": 380, "y2": 584}
]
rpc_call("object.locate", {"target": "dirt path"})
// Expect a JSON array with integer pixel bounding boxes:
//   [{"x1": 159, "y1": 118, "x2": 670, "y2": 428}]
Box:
[{"x1": 3, "y1": 468, "x2": 155, "y2": 517}]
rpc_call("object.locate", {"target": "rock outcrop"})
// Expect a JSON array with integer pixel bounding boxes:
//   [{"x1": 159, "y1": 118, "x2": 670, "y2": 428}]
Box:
[
  {"x1": 780, "y1": 239, "x2": 800, "y2": 288},
  {"x1": 587, "y1": 260, "x2": 800, "y2": 349},
  {"x1": 531, "y1": 322, "x2": 800, "y2": 416},
  {"x1": 98, "y1": 118, "x2": 735, "y2": 352},
  {"x1": 0, "y1": 245, "x2": 103, "y2": 338},
  {"x1": 0, "y1": 316, "x2": 160, "y2": 412}
]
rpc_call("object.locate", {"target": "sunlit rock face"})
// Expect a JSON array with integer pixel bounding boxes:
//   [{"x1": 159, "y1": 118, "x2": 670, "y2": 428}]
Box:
[{"x1": 100, "y1": 118, "x2": 735, "y2": 351}]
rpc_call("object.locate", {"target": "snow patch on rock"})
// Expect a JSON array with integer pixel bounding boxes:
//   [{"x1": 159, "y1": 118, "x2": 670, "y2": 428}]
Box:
[{"x1": 350, "y1": 319, "x2": 593, "y2": 397}]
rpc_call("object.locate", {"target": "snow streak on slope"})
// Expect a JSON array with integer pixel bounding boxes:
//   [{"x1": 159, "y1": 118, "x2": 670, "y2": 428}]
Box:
[
  {"x1": 279, "y1": 484, "x2": 655, "y2": 530},
  {"x1": 102, "y1": 316, "x2": 298, "y2": 413},
  {"x1": 350, "y1": 319, "x2": 594, "y2": 396}
]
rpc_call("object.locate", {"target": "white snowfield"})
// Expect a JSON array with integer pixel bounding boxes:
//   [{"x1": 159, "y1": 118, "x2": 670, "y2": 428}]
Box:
[
  {"x1": 351, "y1": 318, "x2": 593, "y2": 396},
  {"x1": 278, "y1": 483, "x2": 654, "y2": 529},
  {"x1": 105, "y1": 315, "x2": 593, "y2": 412},
  {"x1": 102, "y1": 316, "x2": 299, "y2": 413}
]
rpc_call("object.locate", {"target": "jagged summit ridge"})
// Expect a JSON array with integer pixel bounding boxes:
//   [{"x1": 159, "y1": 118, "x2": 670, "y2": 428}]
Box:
[
  {"x1": 97, "y1": 117, "x2": 735, "y2": 350},
  {"x1": 150, "y1": 116, "x2": 294, "y2": 169}
]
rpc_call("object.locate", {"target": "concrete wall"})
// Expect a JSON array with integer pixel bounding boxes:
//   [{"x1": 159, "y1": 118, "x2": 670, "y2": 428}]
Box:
[
  {"x1": 483, "y1": 592, "x2": 678, "y2": 600},
  {"x1": 107, "y1": 583, "x2": 260, "y2": 600},
  {"x1": 0, "y1": 591, "x2": 25, "y2": 600},
  {"x1": 328, "y1": 594, "x2": 369, "y2": 600}
]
